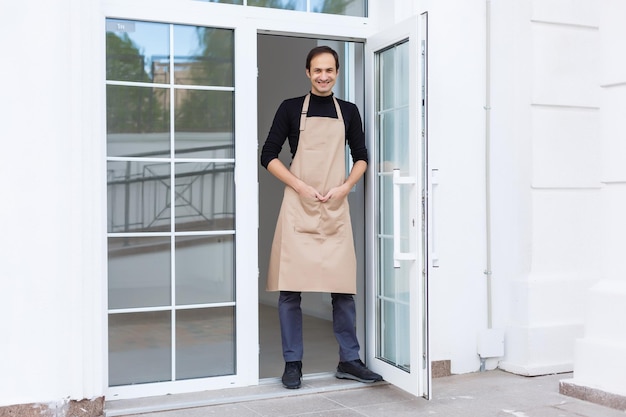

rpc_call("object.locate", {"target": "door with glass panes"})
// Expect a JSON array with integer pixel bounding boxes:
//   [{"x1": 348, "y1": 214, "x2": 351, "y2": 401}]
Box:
[
  {"x1": 105, "y1": 18, "x2": 258, "y2": 399},
  {"x1": 103, "y1": 9, "x2": 430, "y2": 401},
  {"x1": 365, "y1": 14, "x2": 431, "y2": 399}
]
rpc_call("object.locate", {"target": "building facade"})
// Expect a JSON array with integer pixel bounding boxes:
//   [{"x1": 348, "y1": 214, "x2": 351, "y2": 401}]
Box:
[{"x1": 1, "y1": 0, "x2": 624, "y2": 414}]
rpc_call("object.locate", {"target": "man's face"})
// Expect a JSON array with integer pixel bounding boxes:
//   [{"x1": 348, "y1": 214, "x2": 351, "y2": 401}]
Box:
[{"x1": 306, "y1": 52, "x2": 338, "y2": 97}]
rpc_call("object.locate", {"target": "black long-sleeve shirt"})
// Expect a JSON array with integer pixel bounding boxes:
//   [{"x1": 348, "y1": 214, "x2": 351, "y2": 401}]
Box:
[{"x1": 260, "y1": 92, "x2": 368, "y2": 169}]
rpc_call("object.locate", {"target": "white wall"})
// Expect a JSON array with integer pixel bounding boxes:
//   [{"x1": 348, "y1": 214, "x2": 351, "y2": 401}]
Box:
[
  {"x1": 493, "y1": 0, "x2": 603, "y2": 376},
  {"x1": 406, "y1": 0, "x2": 618, "y2": 377},
  {"x1": 0, "y1": 0, "x2": 106, "y2": 407},
  {"x1": 564, "y1": 0, "x2": 626, "y2": 397}
]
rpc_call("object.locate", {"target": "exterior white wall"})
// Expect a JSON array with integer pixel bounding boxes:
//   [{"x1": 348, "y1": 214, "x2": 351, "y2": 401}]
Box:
[
  {"x1": 0, "y1": 0, "x2": 106, "y2": 407},
  {"x1": 564, "y1": 0, "x2": 626, "y2": 397},
  {"x1": 491, "y1": 0, "x2": 603, "y2": 376}
]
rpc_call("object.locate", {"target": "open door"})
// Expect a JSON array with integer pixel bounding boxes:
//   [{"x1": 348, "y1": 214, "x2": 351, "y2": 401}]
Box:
[{"x1": 365, "y1": 13, "x2": 431, "y2": 399}]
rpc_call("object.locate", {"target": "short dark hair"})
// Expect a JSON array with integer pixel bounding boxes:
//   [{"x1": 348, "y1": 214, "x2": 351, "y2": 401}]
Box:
[{"x1": 305, "y1": 46, "x2": 340, "y2": 71}]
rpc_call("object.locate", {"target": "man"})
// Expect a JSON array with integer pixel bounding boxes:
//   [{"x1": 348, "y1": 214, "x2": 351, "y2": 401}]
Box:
[{"x1": 260, "y1": 45, "x2": 383, "y2": 389}]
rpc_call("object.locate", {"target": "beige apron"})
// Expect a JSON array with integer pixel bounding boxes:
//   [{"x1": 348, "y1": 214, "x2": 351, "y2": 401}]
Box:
[{"x1": 266, "y1": 94, "x2": 357, "y2": 294}]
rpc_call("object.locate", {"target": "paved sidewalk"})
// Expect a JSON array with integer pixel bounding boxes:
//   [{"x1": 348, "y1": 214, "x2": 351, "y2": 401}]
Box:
[{"x1": 108, "y1": 370, "x2": 624, "y2": 417}]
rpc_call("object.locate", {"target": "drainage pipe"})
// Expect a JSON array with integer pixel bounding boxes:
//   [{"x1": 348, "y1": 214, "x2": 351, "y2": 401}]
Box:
[
  {"x1": 484, "y1": 0, "x2": 493, "y2": 331},
  {"x1": 480, "y1": 1, "x2": 494, "y2": 374}
]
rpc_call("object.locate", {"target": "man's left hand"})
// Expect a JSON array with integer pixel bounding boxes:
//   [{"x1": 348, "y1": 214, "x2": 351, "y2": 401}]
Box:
[{"x1": 319, "y1": 183, "x2": 350, "y2": 203}]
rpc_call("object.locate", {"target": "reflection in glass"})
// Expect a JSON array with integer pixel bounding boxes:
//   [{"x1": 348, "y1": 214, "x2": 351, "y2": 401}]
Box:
[
  {"x1": 379, "y1": 45, "x2": 409, "y2": 175},
  {"x1": 108, "y1": 236, "x2": 171, "y2": 309},
  {"x1": 248, "y1": 0, "x2": 306, "y2": 11},
  {"x1": 380, "y1": 110, "x2": 410, "y2": 174},
  {"x1": 311, "y1": 0, "x2": 365, "y2": 16},
  {"x1": 109, "y1": 311, "x2": 172, "y2": 386},
  {"x1": 380, "y1": 299, "x2": 410, "y2": 371},
  {"x1": 106, "y1": 19, "x2": 170, "y2": 83},
  {"x1": 376, "y1": 40, "x2": 412, "y2": 373},
  {"x1": 380, "y1": 241, "x2": 410, "y2": 302},
  {"x1": 175, "y1": 90, "x2": 234, "y2": 158},
  {"x1": 379, "y1": 174, "x2": 393, "y2": 236},
  {"x1": 379, "y1": 238, "x2": 393, "y2": 286},
  {"x1": 380, "y1": 48, "x2": 395, "y2": 111},
  {"x1": 397, "y1": 43, "x2": 410, "y2": 104},
  {"x1": 194, "y1": 0, "x2": 366, "y2": 16},
  {"x1": 107, "y1": 161, "x2": 171, "y2": 233},
  {"x1": 198, "y1": 0, "x2": 243, "y2": 3},
  {"x1": 176, "y1": 235, "x2": 234, "y2": 305},
  {"x1": 176, "y1": 308, "x2": 235, "y2": 379},
  {"x1": 106, "y1": 18, "x2": 239, "y2": 387},
  {"x1": 174, "y1": 26, "x2": 234, "y2": 87},
  {"x1": 174, "y1": 162, "x2": 235, "y2": 231},
  {"x1": 107, "y1": 85, "x2": 170, "y2": 158}
]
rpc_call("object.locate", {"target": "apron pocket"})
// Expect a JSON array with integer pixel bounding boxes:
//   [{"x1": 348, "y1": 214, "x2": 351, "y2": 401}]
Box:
[
  {"x1": 293, "y1": 196, "x2": 321, "y2": 234},
  {"x1": 319, "y1": 197, "x2": 346, "y2": 236}
]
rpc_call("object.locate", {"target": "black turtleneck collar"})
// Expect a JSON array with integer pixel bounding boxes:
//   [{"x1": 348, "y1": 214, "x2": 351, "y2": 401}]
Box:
[{"x1": 309, "y1": 92, "x2": 335, "y2": 102}]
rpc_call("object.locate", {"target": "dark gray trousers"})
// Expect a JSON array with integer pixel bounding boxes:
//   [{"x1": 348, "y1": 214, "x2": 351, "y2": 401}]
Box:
[{"x1": 278, "y1": 291, "x2": 361, "y2": 363}]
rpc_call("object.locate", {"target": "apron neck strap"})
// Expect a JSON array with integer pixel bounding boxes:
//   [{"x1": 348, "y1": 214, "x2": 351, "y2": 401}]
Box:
[
  {"x1": 299, "y1": 94, "x2": 344, "y2": 131},
  {"x1": 299, "y1": 94, "x2": 311, "y2": 131}
]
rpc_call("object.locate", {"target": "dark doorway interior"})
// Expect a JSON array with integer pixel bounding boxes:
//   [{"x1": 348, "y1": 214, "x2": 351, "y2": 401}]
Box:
[{"x1": 256, "y1": 34, "x2": 366, "y2": 379}]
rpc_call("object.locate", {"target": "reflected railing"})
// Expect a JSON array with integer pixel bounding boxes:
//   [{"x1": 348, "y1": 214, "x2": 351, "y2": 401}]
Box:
[{"x1": 107, "y1": 145, "x2": 235, "y2": 234}]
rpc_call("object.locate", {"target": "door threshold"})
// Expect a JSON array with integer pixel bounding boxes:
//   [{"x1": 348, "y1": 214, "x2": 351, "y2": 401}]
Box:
[{"x1": 105, "y1": 373, "x2": 382, "y2": 416}]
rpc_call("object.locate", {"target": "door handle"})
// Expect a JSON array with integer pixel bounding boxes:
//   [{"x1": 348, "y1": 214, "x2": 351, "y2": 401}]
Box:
[{"x1": 393, "y1": 169, "x2": 417, "y2": 268}]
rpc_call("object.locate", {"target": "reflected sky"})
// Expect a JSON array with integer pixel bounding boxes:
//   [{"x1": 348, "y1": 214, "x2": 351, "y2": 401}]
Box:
[{"x1": 106, "y1": 20, "x2": 211, "y2": 81}]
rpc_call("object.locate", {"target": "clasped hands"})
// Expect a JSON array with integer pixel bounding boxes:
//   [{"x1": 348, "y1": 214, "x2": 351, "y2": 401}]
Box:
[{"x1": 297, "y1": 182, "x2": 350, "y2": 203}]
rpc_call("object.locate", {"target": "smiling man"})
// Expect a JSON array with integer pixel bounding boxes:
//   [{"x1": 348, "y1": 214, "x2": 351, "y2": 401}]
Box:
[{"x1": 260, "y1": 46, "x2": 382, "y2": 389}]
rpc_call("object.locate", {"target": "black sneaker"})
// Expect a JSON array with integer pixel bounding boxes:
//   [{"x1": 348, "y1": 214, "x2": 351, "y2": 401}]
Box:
[
  {"x1": 282, "y1": 361, "x2": 302, "y2": 389},
  {"x1": 336, "y1": 359, "x2": 383, "y2": 383}
]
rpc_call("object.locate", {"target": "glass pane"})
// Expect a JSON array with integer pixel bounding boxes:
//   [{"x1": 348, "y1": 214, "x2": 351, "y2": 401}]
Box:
[
  {"x1": 378, "y1": 238, "x2": 393, "y2": 288},
  {"x1": 379, "y1": 174, "x2": 392, "y2": 235},
  {"x1": 174, "y1": 26, "x2": 234, "y2": 87},
  {"x1": 175, "y1": 90, "x2": 234, "y2": 158},
  {"x1": 376, "y1": 41, "x2": 412, "y2": 372},
  {"x1": 310, "y1": 0, "x2": 366, "y2": 17},
  {"x1": 380, "y1": 299, "x2": 395, "y2": 362},
  {"x1": 176, "y1": 235, "x2": 234, "y2": 305},
  {"x1": 248, "y1": 0, "x2": 306, "y2": 11},
  {"x1": 381, "y1": 109, "x2": 409, "y2": 174},
  {"x1": 106, "y1": 18, "x2": 241, "y2": 388},
  {"x1": 379, "y1": 299, "x2": 410, "y2": 371},
  {"x1": 380, "y1": 42, "x2": 409, "y2": 110},
  {"x1": 108, "y1": 237, "x2": 171, "y2": 309},
  {"x1": 107, "y1": 85, "x2": 170, "y2": 158},
  {"x1": 109, "y1": 311, "x2": 171, "y2": 386},
  {"x1": 397, "y1": 42, "x2": 409, "y2": 106},
  {"x1": 176, "y1": 307, "x2": 235, "y2": 379},
  {"x1": 106, "y1": 20, "x2": 170, "y2": 83},
  {"x1": 108, "y1": 161, "x2": 172, "y2": 233},
  {"x1": 381, "y1": 252, "x2": 410, "y2": 302},
  {"x1": 174, "y1": 162, "x2": 235, "y2": 232},
  {"x1": 380, "y1": 48, "x2": 395, "y2": 111},
  {"x1": 196, "y1": 0, "x2": 243, "y2": 4}
]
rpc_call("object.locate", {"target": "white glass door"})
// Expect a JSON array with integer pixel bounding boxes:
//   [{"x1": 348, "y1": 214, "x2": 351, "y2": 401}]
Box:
[
  {"x1": 103, "y1": 9, "x2": 259, "y2": 399},
  {"x1": 365, "y1": 14, "x2": 430, "y2": 398}
]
